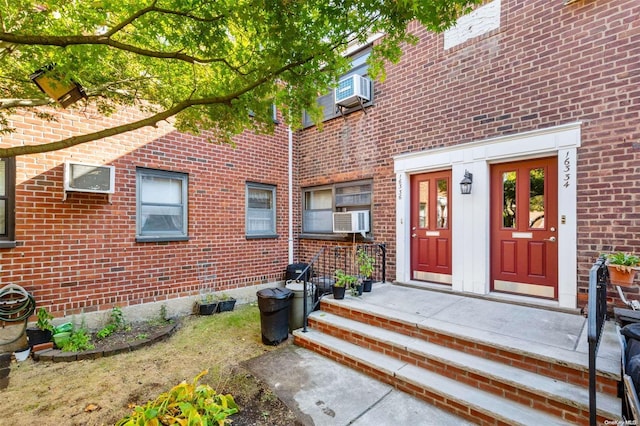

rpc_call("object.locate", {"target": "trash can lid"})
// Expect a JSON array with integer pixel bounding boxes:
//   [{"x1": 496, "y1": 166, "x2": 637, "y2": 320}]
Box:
[
  {"x1": 257, "y1": 287, "x2": 293, "y2": 299},
  {"x1": 285, "y1": 280, "x2": 315, "y2": 293}
]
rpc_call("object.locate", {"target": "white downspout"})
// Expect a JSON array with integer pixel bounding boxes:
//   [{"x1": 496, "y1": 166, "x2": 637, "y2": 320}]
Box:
[{"x1": 288, "y1": 126, "x2": 294, "y2": 264}]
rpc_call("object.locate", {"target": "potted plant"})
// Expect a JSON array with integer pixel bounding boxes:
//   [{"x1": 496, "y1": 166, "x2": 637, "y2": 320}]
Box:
[
  {"x1": 216, "y1": 293, "x2": 236, "y2": 313},
  {"x1": 334, "y1": 270, "x2": 357, "y2": 300},
  {"x1": 26, "y1": 307, "x2": 54, "y2": 348},
  {"x1": 195, "y1": 293, "x2": 219, "y2": 315},
  {"x1": 357, "y1": 249, "x2": 375, "y2": 292},
  {"x1": 605, "y1": 252, "x2": 640, "y2": 287}
]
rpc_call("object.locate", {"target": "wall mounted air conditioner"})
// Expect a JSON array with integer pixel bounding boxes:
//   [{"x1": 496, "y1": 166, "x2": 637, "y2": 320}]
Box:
[
  {"x1": 332, "y1": 210, "x2": 370, "y2": 237},
  {"x1": 64, "y1": 161, "x2": 115, "y2": 199},
  {"x1": 334, "y1": 75, "x2": 371, "y2": 108}
]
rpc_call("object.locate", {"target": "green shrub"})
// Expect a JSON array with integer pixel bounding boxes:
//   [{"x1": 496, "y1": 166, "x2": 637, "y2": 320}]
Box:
[{"x1": 116, "y1": 370, "x2": 238, "y2": 426}]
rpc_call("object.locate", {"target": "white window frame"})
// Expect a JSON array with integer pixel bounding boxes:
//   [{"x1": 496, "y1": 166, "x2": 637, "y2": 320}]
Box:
[
  {"x1": 136, "y1": 168, "x2": 189, "y2": 242},
  {"x1": 246, "y1": 182, "x2": 277, "y2": 238},
  {"x1": 302, "y1": 179, "x2": 373, "y2": 238}
]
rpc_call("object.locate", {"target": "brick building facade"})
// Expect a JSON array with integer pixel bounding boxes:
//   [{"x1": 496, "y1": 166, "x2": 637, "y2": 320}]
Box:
[
  {"x1": 297, "y1": 0, "x2": 640, "y2": 309},
  {"x1": 1, "y1": 0, "x2": 638, "y2": 319},
  {"x1": 1, "y1": 107, "x2": 293, "y2": 319}
]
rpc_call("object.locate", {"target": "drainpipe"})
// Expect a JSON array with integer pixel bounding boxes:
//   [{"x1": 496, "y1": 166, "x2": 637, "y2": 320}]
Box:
[{"x1": 288, "y1": 126, "x2": 294, "y2": 264}]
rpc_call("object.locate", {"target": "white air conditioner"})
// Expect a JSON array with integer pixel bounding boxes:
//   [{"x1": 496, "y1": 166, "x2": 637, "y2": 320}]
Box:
[
  {"x1": 334, "y1": 75, "x2": 371, "y2": 108},
  {"x1": 64, "y1": 161, "x2": 115, "y2": 195},
  {"x1": 333, "y1": 210, "x2": 370, "y2": 236}
]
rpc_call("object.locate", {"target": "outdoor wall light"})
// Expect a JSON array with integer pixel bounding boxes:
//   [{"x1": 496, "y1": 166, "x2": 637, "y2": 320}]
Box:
[
  {"x1": 460, "y1": 170, "x2": 473, "y2": 195},
  {"x1": 30, "y1": 64, "x2": 86, "y2": 108}
]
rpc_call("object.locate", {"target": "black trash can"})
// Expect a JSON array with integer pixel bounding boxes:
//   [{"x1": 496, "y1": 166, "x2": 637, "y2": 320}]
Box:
[
  {"x1": 286, "y1": 263, "x2": 312, "y2": 282},
  {"x1": 257, "y1": 287, "x2": 293, "y2": 345}
]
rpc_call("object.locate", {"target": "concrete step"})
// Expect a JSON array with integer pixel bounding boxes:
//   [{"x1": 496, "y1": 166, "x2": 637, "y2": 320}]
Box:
[
  {"x1": 307, "y1": 310, "x2": 620, "y2": 422},
  {"x1": 320, "y1": 296, "x2": 619, "y2": 396},
  {"x1": 294, "y1": 329, "x2": 574, "y2": 426}
]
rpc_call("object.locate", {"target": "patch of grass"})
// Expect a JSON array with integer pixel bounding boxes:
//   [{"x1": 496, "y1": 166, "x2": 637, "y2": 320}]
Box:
[{"x1": 0, "y1": 303, "x2": 295, "y2": 425}]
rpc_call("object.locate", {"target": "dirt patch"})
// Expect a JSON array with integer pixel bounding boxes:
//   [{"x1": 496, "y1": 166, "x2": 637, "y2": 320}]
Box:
[{"x1": 1, "y1": 305, "x2": 300, "y2": 425}]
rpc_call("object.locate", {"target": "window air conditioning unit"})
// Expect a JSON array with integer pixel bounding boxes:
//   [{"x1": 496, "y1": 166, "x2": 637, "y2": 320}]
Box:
[
  {"x1": 333, "y1": 210, "x2": 370, "y2": 236},
  {"x1": 64, "y1": 161, "x2": 115, "y2": 195},
  {"x1": 334, "y1": 75, "x2": 371, "y2": 108}
]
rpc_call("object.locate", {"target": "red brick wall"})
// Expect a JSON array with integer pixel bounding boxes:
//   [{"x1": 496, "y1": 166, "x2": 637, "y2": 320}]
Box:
[
  {"x1": 2, "y1": 107, "x2": 292, "y2": 317},
  {"x1": 297, "y1": 0, "x2": 640, "y2": 303}
]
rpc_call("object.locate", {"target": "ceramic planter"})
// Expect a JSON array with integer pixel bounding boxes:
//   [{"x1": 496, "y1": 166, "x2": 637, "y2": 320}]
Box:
[
  {"x1": 53, "y1": 331, "x2": 71, "y2": 349},
  {"x1": 332, "y1": 285, "x2": 346, "y2": 300},
  {"x1": 608, "y1": 265, "x2": 638, "y2": 287}
]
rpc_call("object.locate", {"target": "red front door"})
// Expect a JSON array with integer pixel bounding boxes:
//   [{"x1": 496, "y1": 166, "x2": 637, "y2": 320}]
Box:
[
  {"x1": 490, "y1": 157, "x2": 558, "y2": 299},
  {"x1": 410, "y1": 171, "x2": 452, "y2": 284}
]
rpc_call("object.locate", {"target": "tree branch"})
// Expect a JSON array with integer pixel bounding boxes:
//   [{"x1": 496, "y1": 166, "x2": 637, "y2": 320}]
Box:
[
  {"x1": 0, "y1": 32, "x2": 241, "y2": 68},
  {"x1": 0, "y1": 98, "x2": 53, "y2": 109},
  {"x1": 0, "y1": 45, "x2": 337, "y2": 157}
]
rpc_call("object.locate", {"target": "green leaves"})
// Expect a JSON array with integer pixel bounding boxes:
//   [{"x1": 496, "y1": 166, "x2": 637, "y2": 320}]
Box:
[
  {"x1": 1, "y1": 0, "x2": 482, "y2": 156},
  {"x1": 116, "y1": 370, "x2": 239, "y2": 426}
]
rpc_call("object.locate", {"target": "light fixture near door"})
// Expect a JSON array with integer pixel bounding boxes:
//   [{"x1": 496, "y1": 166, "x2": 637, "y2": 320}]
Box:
[{"x1": 460, "y1": 170, "x2": 473, "y2": 195}]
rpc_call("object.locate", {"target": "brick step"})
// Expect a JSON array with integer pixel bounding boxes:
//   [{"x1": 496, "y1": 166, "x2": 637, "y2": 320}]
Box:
[
  {"x1": 306, "y1": 311, "x2": 619, "y2": 423},
  {"x1": 295, "y1": 329, "x2": 577, "y2": 426},
  {"x1": 320, "y1": 296, "x2": 619, "y2": 397}
]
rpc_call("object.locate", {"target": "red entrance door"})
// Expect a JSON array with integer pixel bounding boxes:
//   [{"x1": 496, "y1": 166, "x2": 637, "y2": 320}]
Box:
[
  {"x1": 490, "y1": 157, "x2": 558, "y2": 299},
  {"x1": 410, "y1": 171, "x2": 452, "y2": 284}
]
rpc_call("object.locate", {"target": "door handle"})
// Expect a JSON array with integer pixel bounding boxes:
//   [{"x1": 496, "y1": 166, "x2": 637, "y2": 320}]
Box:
[{"x1": 544, "y1": 237, "x2": 556, "y2": 242}]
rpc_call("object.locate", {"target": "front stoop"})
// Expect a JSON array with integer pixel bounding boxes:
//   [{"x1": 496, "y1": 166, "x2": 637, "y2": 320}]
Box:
[{"x1": 294, "y1": 296, "x2": 621, "y2": 426}]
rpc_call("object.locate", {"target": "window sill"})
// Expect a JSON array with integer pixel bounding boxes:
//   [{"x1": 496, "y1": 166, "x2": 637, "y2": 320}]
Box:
[
  {"x1": 136, "y1": 236, "x2": 190, "y2": 243},
  {"x1": 0, "y1": 241, "x2": 17, "y2": 249},
  {"x1": 246, "y1": 234, "x2": 279, "y2": 240},
  {"x1": 300, "y1": 233, "x2": 373, "y2": 242}
]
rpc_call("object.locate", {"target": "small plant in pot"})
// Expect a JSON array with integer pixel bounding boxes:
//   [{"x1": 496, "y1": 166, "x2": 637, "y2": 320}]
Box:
[
  {"x1": 195, "y1": 292, "x2": 219, "y2": 316},
  {"x1": 26, "y1": 307, "x2": 55, "y2": 348},
  {"x1": 357, "y1": 249, "x2": 375, "y2": 292},
  {"x1": 604, "y1": 252, "x2": 640, "y2": 287},
  {"x1": 334, "y1": 270, "x2": 357, "y2": 300},
  {"x1": 216, "y1": 293, "x2": 236, "y2": 313}
]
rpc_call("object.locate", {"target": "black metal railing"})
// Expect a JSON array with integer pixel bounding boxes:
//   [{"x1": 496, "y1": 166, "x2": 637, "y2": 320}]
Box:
[
  {"x1": 588, "y1": 255, "x2": 609, "y2": 426},
  {"x1": 290, "y1": 243, "x2": 387, "y2": 332}
]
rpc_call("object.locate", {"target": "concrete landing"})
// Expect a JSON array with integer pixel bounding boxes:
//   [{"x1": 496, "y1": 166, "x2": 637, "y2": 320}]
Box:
[{"x1": 244, "y1": 343, "x2": 474, "y2": 426}]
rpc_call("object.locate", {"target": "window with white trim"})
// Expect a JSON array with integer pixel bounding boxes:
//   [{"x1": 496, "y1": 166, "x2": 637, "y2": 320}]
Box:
[
  {"x1": 136, "y1": 168, "x2": 188, "y2": 242},
  {"x1": 302, "y1": 180, "x2": 372, "y2": 237},
  {"x1": 0, "y1": 158, "x2": 15, "y2": 248},
  {"x1": 246, "y1": 183, "x2": 277, "y2": 238}
]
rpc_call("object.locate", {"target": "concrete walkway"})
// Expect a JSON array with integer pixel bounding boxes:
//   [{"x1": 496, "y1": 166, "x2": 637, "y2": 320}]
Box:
[
  {"x1": 244, "y1": 283, "x2": 621, "y2": 425},
  {"x1": 245, "y1": 342, "x2": 474, "y2": 426}
]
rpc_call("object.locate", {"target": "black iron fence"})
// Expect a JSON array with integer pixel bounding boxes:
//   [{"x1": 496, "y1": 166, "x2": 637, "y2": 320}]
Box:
[
  {"x1": 289, "y1": 243, "x2": 386, "y2": 332},
  {"x1": 588, "y1": 255, "x2": 609, "y2": 426}
]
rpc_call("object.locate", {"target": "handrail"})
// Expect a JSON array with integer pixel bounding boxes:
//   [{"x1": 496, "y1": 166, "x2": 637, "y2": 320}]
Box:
[
  {"x1": 291, "y1": 243, "x2": 387, "y2": 333},
  {"x1": 588, "y1": 255, "x2": 609, "y2": 426}
]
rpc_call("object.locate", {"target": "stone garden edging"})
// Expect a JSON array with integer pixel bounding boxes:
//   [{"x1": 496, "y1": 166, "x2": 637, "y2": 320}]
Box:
[{"x1": 32, "y1": 323, "x2": 177, "y2": 362}]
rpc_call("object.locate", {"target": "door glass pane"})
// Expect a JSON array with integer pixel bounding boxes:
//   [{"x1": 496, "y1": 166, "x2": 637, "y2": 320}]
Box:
[
  {"x1": 529, "y1": 168, "x2": 545, "y2": 228},
  {"x1": 0, "y1": 200, "x2": 5, "y2": 234},
  {"x1": 502, "y1": 171, "x2": 516, "y2": 229},
  {"x1": 436, "y1": 178, "x2": 448, "y2": 229},
  {"x1": 0, "y1": 161, "x2": 5, "y2": 197},
  {"x1": 419, "y1": 181, "x2": 429, "y2": 228}
]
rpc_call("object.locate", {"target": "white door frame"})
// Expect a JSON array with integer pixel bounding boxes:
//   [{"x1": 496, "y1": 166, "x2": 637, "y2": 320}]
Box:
[{"x1": 394, "y1": 122, "x2": 581, "y2": 309}]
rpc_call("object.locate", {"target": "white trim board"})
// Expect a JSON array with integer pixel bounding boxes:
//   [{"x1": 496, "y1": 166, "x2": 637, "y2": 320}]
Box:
[{"x1": 394, "y1": 123, "x2": 581, "y2": 309}]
